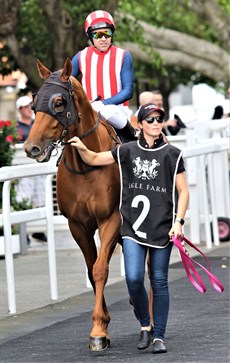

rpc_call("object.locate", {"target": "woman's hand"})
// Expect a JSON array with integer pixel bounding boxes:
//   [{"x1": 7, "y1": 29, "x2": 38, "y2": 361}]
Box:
[
  {"x1": 68, "y1": 137, "x2": 87, "y2": 151},
  {"x1": 168, "y1": 221, "x2": 183, "y2": 239}
]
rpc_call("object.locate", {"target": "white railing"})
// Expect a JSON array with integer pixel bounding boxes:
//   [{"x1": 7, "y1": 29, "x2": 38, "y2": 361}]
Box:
[
  {"x1": 0, "y1": 162, "x2": 58, "y2": 314},
  {"x1": 182, "y1": 137, "x2": 230, "y2": 247},
  {"x1": 12, "y1": 145, "x2": 67, "y2": 232},
  {"x1": 1, "y1": 137, "x2": 229, "y2": 314}
]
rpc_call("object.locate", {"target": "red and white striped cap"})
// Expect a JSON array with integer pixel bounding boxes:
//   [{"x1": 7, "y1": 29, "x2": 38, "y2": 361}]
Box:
[{"x1": 84, "y1": 10, "x2": 115, "y2": 34}]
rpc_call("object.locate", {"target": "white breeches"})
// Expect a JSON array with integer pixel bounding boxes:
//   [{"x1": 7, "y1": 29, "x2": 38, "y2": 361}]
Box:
[{"x1": 91, "y1": 102, "x2": 130, "y2": 129}]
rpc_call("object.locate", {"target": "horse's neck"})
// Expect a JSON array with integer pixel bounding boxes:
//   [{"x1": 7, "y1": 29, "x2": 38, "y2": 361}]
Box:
[{"x1": 70, "y1": 77, "x2": 119, "y2": 151}]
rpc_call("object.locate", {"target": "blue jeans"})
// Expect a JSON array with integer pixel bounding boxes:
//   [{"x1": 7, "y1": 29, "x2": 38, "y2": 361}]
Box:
[{"x1": 123, "y1": 238, "x2": 173, "y2": 340}]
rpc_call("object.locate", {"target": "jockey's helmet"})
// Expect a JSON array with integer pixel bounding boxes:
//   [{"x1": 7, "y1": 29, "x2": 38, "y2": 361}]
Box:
[{"x1": 85, "y1": 10, "x2": 115, "y2": 36}]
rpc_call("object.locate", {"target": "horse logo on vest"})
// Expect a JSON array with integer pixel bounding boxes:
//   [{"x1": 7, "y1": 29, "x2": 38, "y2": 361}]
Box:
[{"x1": 132, "y1": 157, "x2": 160, "y2": 180}]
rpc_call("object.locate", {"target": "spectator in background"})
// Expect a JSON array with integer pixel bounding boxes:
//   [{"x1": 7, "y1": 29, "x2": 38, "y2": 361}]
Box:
[
  {"x1": 135, "y1": 91, "x2": 186, "y2": 136},
  {"x1": 135, "y1": 91, "x2": 176, "y2": 133},
  {"x1": 151, "y1": 90, "x2": 164, "y2": 108},
  {"x1": 151, "y1": 90, "x2": 186, "y2": 135},
  {"x1": 211, "y1": 87, "x2": 230, "y2": 120},
  {"x1": 16, "y1": 96, "x2": 47, "y2": 243},
  {"x1": 138, "y1": 91, "x2": 155, "y2": 107},
  {"x1": 16, "y1": 96, "x2": 34, "y2": 141}
]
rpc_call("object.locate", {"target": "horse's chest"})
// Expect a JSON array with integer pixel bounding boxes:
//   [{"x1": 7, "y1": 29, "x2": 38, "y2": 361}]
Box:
[{"x1": 56, "y1": 175, "x2": 118, "y2": 220}]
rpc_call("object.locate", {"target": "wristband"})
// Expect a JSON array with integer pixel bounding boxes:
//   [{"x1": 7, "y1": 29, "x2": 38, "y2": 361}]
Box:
[{"x1": 175, "y1": 218, "x2": 185, "y2": 225}]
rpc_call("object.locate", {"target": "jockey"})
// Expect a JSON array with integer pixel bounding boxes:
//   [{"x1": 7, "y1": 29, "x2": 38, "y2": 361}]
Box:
[{"x1": 72, "y1": 10, "x2": 137, "y2": 141}]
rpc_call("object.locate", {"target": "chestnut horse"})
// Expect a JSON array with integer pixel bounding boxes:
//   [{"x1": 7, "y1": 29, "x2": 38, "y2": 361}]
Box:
[{"x1": 24, "y1": 58, "x2": 121, "y2": 351}]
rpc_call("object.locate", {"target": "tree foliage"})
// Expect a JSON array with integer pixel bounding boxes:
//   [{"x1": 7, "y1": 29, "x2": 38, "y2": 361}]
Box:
[{"x1": 0, "y1": 0, "x2": 229, "y2": 94}]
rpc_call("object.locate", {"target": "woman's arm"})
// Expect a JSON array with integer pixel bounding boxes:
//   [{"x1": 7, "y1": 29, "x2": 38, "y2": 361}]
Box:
[
  {"x1": 68, "y1": 137, "x2": 115, "y2": 166},
  {"x1": 169, "y1": 172, "x2": 189, "y2": 238}
]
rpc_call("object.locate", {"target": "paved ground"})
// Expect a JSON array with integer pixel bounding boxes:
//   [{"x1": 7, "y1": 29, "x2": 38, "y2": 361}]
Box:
[{"x1": 0, "y1": 231, "x2": 229, "y2": 363}]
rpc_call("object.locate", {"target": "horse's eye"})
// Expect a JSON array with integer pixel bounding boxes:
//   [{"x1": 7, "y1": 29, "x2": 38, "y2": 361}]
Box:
[{"x1": 53, "y1": 98, "x2": 65, "y2": 113}]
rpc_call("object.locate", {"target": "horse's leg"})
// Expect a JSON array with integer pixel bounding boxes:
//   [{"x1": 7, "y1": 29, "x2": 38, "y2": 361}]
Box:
[
  {"x1": 147, "y1": 252, "x2": 154, "y2": 326},
  {"x1": 149, "y1": 287, "x2": 154, "y2": 326},
  {"x1": 68, "y1": 220, "x2": 97, "y2": 289},
  {"x1": 68, "y1": 219, "x2": 114, "y2": 351},
  {"x1": 89, "y1": 212, "x2": 120, "y2": 350}
]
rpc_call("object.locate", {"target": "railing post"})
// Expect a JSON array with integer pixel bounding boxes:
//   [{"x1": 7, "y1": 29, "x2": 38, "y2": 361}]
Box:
[
  {"x1": 185, "y1": 129, "x2": 200, "y2": 243},
  {"x1": 3, "y1": 180, "x2": 16, "y2": 314},
  {"x1": 45, "y1": 174, "x2": 58, "y2": 300},
  {"x1": 199, "y1": 156, "x2": 212, "y2": 248},
  {"x1": 207, "y1": 154, "x2": 219, "y2": 246}
]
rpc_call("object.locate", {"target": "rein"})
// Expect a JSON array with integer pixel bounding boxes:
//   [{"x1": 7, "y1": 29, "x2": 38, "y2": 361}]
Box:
[
  {"x1": 60, "y1": 113, "x2": 102, "y2": 175},
  {"x1": 171, "y1": 235, "x2": 224, "y2": 294},
  {"x1": 61, "y1": 113, "x2": 121, "y2": 175},
  {"x1": 78, "y1": 112, "x2": 101, "y2": 140}
]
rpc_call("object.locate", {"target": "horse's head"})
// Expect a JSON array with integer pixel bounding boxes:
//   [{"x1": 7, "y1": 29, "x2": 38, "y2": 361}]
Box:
[{"x1": 24, "y1": 58, "x2": 85, "y2": 162}]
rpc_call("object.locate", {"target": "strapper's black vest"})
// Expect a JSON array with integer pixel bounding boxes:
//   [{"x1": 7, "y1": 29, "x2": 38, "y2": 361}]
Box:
[{"x1": 117, "y1": 140, "x2": 183, "y2": 248}]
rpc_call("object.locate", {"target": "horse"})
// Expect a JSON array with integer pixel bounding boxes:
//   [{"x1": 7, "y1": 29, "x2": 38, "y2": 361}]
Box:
[{"x1": 23, "y1": 58, "x2": 122, "y2": 351}]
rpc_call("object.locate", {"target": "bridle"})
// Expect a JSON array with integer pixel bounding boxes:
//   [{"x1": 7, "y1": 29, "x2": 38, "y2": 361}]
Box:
[
  {"x1": 33, "y1": 71, "x2": 112, "y2": 174},
  {"x1": 61, "y1": 111, "x2": 102, "y2": 174}
]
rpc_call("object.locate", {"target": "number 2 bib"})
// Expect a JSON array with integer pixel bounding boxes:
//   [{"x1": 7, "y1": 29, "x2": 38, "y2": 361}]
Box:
[{"x1": 117, "y1": 141, "x2": 183, "y2": 247}]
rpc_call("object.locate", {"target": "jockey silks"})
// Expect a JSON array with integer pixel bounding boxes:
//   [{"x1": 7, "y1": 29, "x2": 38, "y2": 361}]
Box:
[{"x1": 78, "y1": 45, "x2": 128, "y2": 106}]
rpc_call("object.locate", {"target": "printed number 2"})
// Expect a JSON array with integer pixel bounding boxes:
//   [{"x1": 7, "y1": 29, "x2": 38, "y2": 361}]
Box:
[{"x1": 131, "y1": 195, "x2": 150, "y2": 239}]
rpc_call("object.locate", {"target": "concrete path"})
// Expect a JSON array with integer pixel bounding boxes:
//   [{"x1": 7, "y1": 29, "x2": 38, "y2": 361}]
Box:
[{"x1": 0, "y1": 232, "x2": 229, "y2": 363}]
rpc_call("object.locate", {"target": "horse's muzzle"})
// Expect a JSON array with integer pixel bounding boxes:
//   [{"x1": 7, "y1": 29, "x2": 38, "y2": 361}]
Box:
[{"x1": 24, "y1": 144, "x2": 55, "y2": 163}]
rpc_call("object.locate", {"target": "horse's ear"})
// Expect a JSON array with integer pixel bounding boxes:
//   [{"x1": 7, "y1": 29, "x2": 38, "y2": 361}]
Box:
[
  {"x1": 36, "y1": 59, "x2": 52, "y2": 80},
  {"x1": 61, "y1": 58, "x2": 72, "y2": 82}
]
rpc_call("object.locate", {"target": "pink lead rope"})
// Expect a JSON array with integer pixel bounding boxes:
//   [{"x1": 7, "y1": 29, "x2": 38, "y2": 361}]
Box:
[{"x1": 171, "y1": 236, "x2": 224, "y2": 294}]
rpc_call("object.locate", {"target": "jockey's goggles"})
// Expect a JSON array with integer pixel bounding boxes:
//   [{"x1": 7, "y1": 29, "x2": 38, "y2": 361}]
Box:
[
  {"x1": 145, "y1": 116, "x2": 165, "y2": 124},
  {"x1": 90, "y1": 29, "x2": 113, "y2": 39}
]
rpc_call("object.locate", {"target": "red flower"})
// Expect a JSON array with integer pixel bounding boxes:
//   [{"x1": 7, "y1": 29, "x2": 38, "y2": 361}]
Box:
[{"x1": 6, "y1": 135, "x2": 14, "y2": 143}]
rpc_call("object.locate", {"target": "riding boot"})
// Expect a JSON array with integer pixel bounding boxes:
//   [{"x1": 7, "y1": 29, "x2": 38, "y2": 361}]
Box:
[{"x1": 120, "y1": 121, "x2": 137, "y2": 142}]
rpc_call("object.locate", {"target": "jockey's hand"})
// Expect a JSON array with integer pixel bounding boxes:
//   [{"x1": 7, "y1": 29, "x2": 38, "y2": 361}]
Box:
[
  {"x1": 91, "y1": 100, "x2": 103, "y2": 113},
  {"x1": 67, "y1": 137, "x2": 87, "y2": 151}
]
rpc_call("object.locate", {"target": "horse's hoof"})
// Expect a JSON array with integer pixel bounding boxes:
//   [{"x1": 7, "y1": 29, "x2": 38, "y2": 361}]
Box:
[{"x1": 89, "y1": 336, "x2": 110, "y2": 351}]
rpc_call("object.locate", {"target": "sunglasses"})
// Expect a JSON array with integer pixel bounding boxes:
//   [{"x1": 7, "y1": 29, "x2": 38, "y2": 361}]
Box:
[
  {"x1": 90, "y1": 29, "x2": 113, "y2": 39},
  {"x1": 144, "y1": 116, "x2": 165, "y2": 124}
]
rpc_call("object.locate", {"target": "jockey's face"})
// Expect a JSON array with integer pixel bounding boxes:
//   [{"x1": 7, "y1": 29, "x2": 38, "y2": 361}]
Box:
[{"x1": 91, "y1": 28, "x2": 112, "y2": 52}]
